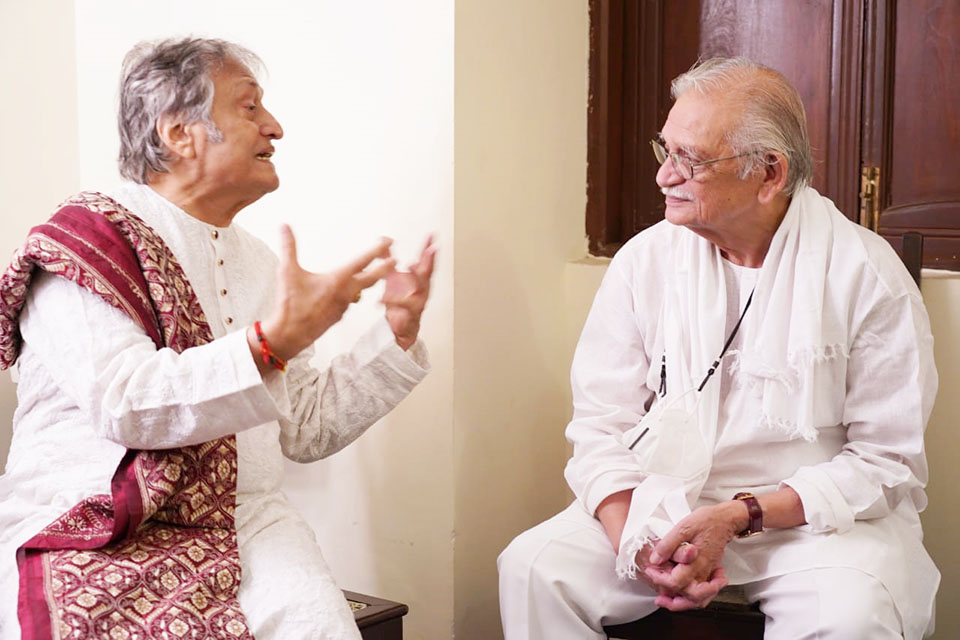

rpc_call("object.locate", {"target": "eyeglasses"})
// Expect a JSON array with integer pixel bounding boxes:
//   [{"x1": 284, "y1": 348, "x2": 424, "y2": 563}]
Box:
[{"x1": 650, "y1": 139, "x2": 749, "y2": 180}]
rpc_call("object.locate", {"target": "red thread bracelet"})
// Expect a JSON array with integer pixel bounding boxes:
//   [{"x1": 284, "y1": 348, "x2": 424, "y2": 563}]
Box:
[{"x1": 254, "y1": 321, "x2": 287, "y2": 372}]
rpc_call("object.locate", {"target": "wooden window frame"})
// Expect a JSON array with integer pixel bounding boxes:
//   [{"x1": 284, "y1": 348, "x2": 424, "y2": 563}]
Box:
[{"x1": 586, "y1": 0, "x2": 960, "y2": 271}]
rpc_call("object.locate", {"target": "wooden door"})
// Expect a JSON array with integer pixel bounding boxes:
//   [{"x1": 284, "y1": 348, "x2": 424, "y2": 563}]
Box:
[
  {"x1": 863, "y1": 0, "x2": 960, "y2": 270},
  {"x1": 697, "y1": 0, "x2": 864, "y2": 222},
  {"x1": 587, "y1": 0, "x2": 960, "y2": 270}
]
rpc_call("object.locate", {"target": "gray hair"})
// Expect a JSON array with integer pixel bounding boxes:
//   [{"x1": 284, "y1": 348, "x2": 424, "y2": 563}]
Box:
[
  {"x1": 671, "y1": 57, "x2": 813, "y2": 196},
  {"x1": 118, "y1": 37, "x2": 263, "y2": 183}
]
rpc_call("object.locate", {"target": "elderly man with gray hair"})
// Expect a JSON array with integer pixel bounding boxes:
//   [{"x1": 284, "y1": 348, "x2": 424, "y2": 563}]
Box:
[
  {"x1": 0, "y1": 37, "x2": 435, "y2": 639},
  {"x1": 499, "y1": 57, "x2": 939, "y2": 639}
]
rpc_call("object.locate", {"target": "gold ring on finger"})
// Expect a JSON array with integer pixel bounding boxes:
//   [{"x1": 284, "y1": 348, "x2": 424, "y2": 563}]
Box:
[{"x1": 352, "y1": 291, "x2": 362, "y2": 304}]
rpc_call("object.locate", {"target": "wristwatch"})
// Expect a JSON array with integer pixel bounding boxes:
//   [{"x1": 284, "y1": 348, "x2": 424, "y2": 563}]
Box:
[{"x1": 733, "y1": 492, "x2": 763, "y2": 538}]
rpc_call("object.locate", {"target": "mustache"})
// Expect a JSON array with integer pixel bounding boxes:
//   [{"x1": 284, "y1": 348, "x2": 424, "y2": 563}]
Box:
[{"x1": 661, "y1": 186, "x2": 694, "y2": 201}]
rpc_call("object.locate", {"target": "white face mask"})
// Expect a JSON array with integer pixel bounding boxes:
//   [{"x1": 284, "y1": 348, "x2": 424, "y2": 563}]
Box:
[
  {"x1": 622, "y1": 286, "x2": 754, "y2": 503},
  {"x1": 621, "y1": 391, "x2": 711, "y2": 486}
]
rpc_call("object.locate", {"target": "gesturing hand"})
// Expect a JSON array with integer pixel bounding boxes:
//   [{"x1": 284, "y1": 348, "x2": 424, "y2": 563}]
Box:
[
  {"x1": 252, "y1": 225, "x2": 397, "y2": 369},
  {"x1": 382, "y1": 235, "x2": 437, "y2": 350}
]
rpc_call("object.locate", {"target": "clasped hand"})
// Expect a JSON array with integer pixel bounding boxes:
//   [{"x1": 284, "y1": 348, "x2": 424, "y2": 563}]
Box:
[
  {"x1": 257, "y1": 225, "x2": 436, "y2": 364},
  {"x1": 637, "y1": 503, "x2": 742, "y2": 611}
]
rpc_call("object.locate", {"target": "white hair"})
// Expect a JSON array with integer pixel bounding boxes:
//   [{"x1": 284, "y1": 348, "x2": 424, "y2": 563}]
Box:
[
  {"x1": 671, "y1": 57, "x2": 814, "y2": 196},
  {"x1": 118, "y1": 37, "x2": 264, "y2": 183}
]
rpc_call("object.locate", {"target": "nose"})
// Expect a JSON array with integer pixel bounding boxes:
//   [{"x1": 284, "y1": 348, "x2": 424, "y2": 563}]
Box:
[
  {"x1": 260, "y1": 107, "x2": 284, "y2": 140},
  {"x1": 655, "y1": 156, "x2": 683, "y2": 188}
]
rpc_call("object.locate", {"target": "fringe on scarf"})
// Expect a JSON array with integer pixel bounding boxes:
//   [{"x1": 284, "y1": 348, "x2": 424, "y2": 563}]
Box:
[
  {"x1": 727, "y1": 343, "x2": 851, "y2": 442},
  {"x1": 616, "y1": 533, "x2": 658, "y2": 581}
]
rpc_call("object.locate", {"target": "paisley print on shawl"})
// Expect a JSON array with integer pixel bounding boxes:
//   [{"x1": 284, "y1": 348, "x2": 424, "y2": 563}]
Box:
[{"x1": 1, "y1": 192, "x2": 253, "y2": 639}]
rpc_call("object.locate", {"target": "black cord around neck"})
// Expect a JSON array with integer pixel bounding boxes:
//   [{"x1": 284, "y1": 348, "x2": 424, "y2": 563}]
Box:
[{"x1": 697, "y1": 287, "x2": 755, "y2": 392}]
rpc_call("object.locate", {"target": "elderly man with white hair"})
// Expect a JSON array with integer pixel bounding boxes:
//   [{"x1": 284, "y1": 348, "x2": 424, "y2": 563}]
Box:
[
  {"x1": 499, "y1": 57, "x2": 939, "y2": 639},
  {"x1": 0, "y1": 38, "x2": 435, "y2": 639}
]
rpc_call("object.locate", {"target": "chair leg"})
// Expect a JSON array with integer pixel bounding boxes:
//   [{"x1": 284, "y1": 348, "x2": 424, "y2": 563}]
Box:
[{"x1": 902, "y1": 232, "x2": 923, "y2": 287}]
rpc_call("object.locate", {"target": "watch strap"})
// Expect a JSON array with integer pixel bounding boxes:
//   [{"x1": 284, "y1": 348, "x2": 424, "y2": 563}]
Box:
[{"x1": 734, "y1": 492, "x2": 763, "y2": 537}]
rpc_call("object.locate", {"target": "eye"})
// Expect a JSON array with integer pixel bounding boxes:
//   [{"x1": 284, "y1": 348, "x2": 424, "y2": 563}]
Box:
[{"x1": 663, "y1": 145, "x2": 688, "y2": 162}]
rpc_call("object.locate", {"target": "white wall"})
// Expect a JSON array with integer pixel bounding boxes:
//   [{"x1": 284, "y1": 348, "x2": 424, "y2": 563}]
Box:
[
  {"x1": 918, "y1": 274, "x2": 960, "y2": 640},
  {"x1": 0, "y1": 1, "x2": 80, "y2": 472}
]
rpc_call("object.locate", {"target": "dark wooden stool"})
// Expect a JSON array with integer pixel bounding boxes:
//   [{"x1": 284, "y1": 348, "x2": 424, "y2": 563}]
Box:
[
  {"x1": 344, "y1": 590, "x2": 408, "y2": 640},
  {"x1": 604, "y1": 585, "x2": 765, "y2": 639}
]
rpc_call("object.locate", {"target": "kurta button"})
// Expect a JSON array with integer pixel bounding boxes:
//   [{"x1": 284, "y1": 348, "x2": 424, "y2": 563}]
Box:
[
  {"x1": 220, "y1": 289, "x2": 227, "y2": 296},
  {"x1": 217, "y1": 258, "x2": 224, "y2": 266},
  {"x1": 212, "y1": 230, "x2": 219, "y2": 239},
  {"x1": 225, "y1": 317, "x2": 233, "y2": 325}
]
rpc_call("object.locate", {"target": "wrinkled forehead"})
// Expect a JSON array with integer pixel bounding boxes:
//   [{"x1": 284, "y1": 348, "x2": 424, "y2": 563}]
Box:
[{"x1": 661, "y1": 91, "x2": 740, "y2": 155}]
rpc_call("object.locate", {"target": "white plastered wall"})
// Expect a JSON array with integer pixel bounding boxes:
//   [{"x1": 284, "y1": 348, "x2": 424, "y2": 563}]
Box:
[
  {"x1": 918, "y1": 274, "x2": 960, "y2": 640},
  {"x1": 0, "y1": 1, "x2": 80, "y2": 476}
]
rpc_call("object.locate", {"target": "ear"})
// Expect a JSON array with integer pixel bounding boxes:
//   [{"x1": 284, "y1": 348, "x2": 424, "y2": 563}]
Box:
[
  {"x1": 155, "y1": 114, "x2": 199, "y2": 161},
  {"x1": 756, "y1": 152, "x2": 789, "y2": 205}
]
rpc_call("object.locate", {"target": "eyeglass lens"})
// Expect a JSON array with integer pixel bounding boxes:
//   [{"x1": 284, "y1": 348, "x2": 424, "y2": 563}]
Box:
[{"x1": 650, "y1": 140, "x2": 693, "y2": 179}]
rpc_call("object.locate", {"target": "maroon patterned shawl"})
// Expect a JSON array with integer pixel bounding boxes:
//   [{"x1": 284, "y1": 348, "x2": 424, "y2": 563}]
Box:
[{"x1": 0, "y1": 192, "x2": 254, "y2": 639}]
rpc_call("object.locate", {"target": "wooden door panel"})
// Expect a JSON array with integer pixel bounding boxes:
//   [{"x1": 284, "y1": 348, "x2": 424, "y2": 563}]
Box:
[
  {"x1": 866, "y1": 0, "x2": 960, "y2": 270},
  {"x1": 699, "y1": 0, "x2": 834, "y2": 196},
  {"x1": 698, "y1": 0, "x2": 863, "y2": 220},
  {"x1": 587, "y1": 0, "x2": 703, "y2": 255},
  {"x1": 888, "y1": 1, "x2": 960, "y2": 206}
]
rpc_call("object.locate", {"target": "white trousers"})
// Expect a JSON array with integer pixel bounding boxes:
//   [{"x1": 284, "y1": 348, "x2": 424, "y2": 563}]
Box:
[
  {"x1": 237, "y1": 494, "x2": 362, "y2": 640},
  {"x1": 498, "y1": 502, "x2": 902, "y2": 640}
]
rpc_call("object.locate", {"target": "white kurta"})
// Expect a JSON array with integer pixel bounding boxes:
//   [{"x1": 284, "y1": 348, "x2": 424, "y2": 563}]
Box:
[
  {"x1": 563, "y1": 209, "x2": 939, "y2": 637},
  {"x1": 0, "y1": 183, "x2": 429, "y2": 639}
]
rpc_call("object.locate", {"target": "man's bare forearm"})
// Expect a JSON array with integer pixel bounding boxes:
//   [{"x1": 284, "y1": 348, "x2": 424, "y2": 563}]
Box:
[{"x1": 595, "y1": 489, "x2": 632, "y2": 553}]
